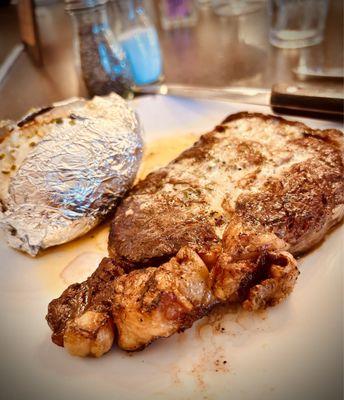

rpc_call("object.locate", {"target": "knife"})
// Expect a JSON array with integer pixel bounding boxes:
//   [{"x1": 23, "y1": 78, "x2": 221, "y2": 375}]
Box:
[{"x1": 133, "y1": 83, "x2": 343, "y2": 121}]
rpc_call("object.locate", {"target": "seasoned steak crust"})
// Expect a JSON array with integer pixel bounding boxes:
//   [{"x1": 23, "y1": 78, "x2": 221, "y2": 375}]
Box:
[
  {"x1": 47, "y1": 112, "x2": 343, "y2": 357},
  {"x1": 47, "y1": 257, "x2": 124, "y2": 346},
  {"x1": 48, "y1": 245, "x2": 298, "y2": 355},
  {"x1": 109, "y1": 112, "x2": 343, "y2": 270}
]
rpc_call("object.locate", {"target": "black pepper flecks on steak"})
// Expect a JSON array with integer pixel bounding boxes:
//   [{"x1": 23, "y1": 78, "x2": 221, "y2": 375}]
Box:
[{"x1": 109, "y1": 112, "x2": 344, "y2": 270}]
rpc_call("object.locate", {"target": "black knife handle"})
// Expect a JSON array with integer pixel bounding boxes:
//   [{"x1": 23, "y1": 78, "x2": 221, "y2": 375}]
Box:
[{"x1": 270, "y1": 83, "x2": 344, "y2": 121}]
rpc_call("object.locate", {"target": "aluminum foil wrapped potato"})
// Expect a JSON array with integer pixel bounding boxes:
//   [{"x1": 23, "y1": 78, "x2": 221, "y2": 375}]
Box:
[{"x1": 0, "y1": 94, "x2": 143, "y2": 256}]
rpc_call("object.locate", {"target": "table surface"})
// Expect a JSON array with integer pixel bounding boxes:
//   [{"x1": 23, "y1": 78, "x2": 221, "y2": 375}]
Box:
[{"x1": 0, "y1": 0, "x2": 343, "y2": 120}]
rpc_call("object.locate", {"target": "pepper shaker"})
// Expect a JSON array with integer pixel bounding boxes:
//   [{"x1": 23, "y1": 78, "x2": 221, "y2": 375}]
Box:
[{"x1": 65, "y1": 0, "x2": 133, "y2": 98}]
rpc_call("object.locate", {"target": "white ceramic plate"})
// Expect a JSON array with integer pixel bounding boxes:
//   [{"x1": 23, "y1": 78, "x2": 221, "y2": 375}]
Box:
[{"x1": 0, "y1": 96, "x2": 342, "y2": 400}]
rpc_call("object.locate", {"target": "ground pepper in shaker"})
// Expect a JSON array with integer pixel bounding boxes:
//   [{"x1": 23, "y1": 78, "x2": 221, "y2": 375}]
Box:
[{"x1": 65, "y1": 0, "x2": 133, "y2": 98}]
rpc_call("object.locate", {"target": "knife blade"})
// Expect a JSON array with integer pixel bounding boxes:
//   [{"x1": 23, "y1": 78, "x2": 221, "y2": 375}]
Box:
[{"x1": 133, "y1": 84, "x2": 271, "y2": 106}]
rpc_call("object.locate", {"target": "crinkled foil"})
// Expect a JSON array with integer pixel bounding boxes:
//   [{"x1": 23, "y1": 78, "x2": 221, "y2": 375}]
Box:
[{"x1": 0, "y1": 93, "x2": 143, "y2": 256}]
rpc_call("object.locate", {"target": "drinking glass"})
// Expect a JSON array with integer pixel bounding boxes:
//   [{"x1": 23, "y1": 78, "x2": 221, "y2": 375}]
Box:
[{"x1": 268, "y1": 0, "x2": 329, "y2": 49}]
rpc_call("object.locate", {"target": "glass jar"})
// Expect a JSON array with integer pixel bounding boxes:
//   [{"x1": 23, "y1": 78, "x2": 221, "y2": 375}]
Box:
[
  {"x1": 65, "y1": 0, "x2": 133, "y2": 98},
  {"x1": 115, "y1": 0, "x2": 163, "y2": 86}
]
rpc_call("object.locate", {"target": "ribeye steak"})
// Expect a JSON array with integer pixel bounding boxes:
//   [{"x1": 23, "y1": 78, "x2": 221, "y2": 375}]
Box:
[{"x1": 47, "y1": 112, "x2": 344, "y2": 357}]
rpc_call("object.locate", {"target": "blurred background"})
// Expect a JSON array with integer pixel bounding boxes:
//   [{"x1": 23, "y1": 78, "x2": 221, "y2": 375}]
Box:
[{"x1": 0, "y1": 0, "x2": 343, "y2": 119}]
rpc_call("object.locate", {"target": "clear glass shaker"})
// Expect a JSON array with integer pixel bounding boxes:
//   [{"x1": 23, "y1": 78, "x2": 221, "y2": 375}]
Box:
[
  {"x1": 65, "y1": 0, "x2": 133, "y2": 98},
  {"x1": 115, "y1": 0, "x2": 163, "y2": 86}
]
